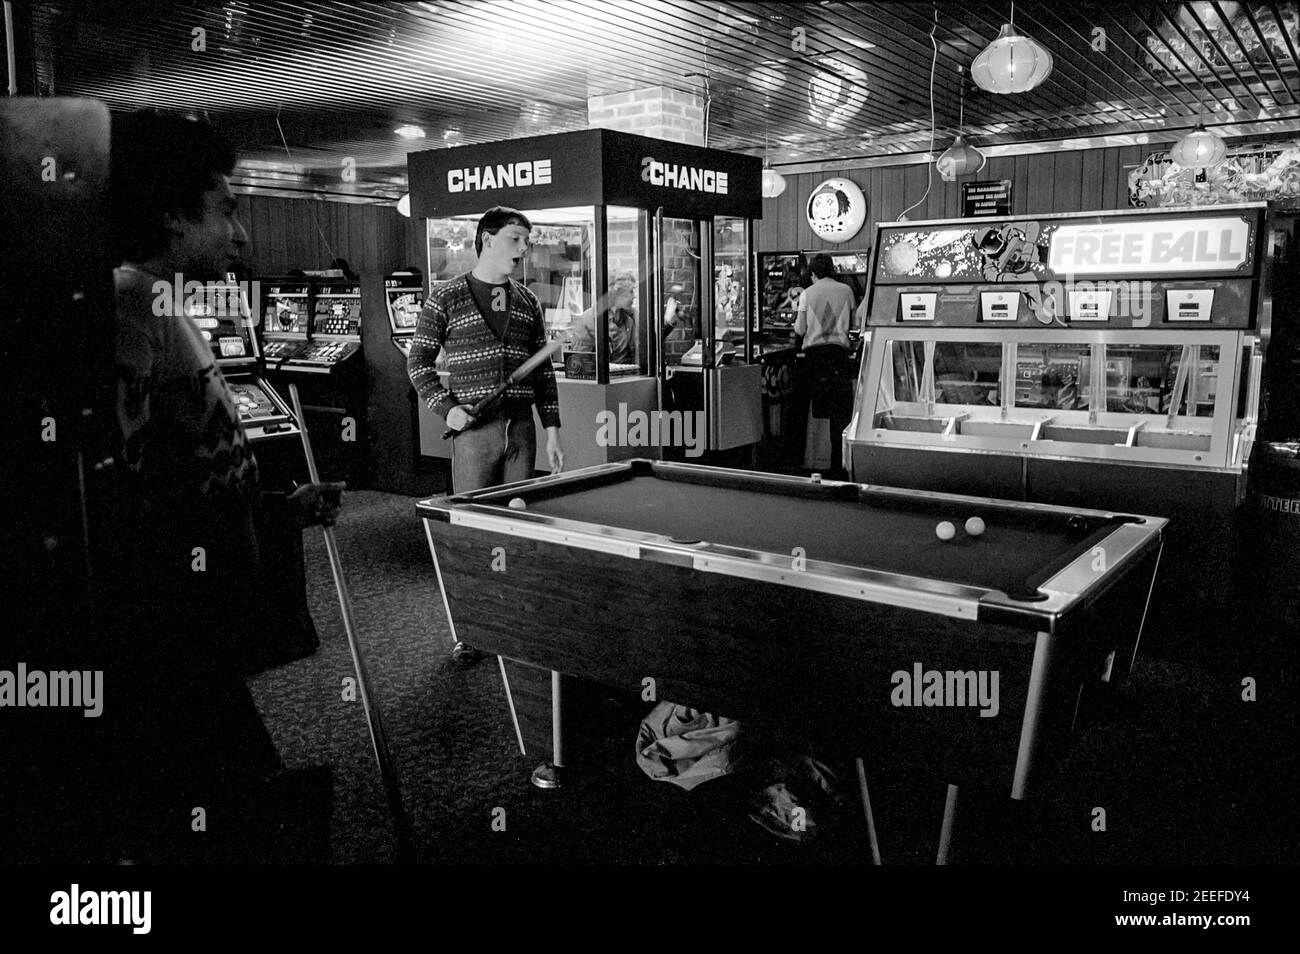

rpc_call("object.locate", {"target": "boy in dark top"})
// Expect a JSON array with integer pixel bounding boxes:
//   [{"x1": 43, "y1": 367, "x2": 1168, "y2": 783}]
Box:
[
  {"x1": 99, "y1": 110, "x2": 343, "y2": 861},
  {"x1": 408, "y1": 206, "x2": 565, "y2": 664}
]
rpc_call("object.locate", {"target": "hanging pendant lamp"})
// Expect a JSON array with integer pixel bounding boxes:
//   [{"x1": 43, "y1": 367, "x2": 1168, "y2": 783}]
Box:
[
  {"x1": 937, "y1": 68, "x2": 986, "y2": 180},
  {"x1": 1170, "y1": 125, "x2": 1228, "y2": 170},
  {"x1": 761, "y1": 132, "x2": 787, "y2": 198},
  {"x1": 971, "y1": 3, "x2": 1053, "y2": 94}
]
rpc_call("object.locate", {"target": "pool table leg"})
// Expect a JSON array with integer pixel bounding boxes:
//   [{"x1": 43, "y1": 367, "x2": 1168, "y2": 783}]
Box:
[
  {"x1": 530, "y1": 670, "x2": 565, "y2": 790},
  {"x1": 427, "y1": 537, "x2": 460, "y2": 650},
  {"x1": 1011, "y1": 630, "x2": 1054, "y2": 801}
]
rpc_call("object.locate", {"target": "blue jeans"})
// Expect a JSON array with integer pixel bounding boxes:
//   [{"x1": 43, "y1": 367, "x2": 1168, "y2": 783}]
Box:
[{"x1": 451, "y1": 415, "x2": 537, "y2": 493}]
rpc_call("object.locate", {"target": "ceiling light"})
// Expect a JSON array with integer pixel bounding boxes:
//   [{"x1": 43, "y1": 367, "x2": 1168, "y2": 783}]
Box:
[
  {"x1": 971, "y1": 4, "x2": 1053, "y2": 94},
  {"x1": 936, "y1": 135, "x2": 986, "y2": 180},
  {"x1": 1170, "y1": 125, "x2": 1228, "y2": 170},
  {"x1": 762, "y1": 168, "x2": 788, "y2": 199},
  {"x1": 936, "y1": 67, "x2": 985, "y2": 181},
  {"x1": 394, "y1": 125, "x2": 426, "y2": 139}
]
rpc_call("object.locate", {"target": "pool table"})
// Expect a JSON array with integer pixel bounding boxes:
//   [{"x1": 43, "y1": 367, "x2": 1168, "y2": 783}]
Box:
[{"x1": 418, "y1": 458, "x2": 1165, "y2": 802}]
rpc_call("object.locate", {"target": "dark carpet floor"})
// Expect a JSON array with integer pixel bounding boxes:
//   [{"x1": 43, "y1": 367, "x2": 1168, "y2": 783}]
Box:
[{"x1": 247, "y1": 488, "x2": 1297, "y2": 865}]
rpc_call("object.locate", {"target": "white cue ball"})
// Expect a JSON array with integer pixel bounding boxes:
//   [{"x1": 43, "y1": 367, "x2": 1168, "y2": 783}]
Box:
[
  {"x1": 936, "y1": 521, "x2": 956, "y2": 541},
  {"x1": 508, "y1": 497, "x2": 527, "y2": 510},
  {"x1": 965, "y1": 516, "x2": 985, "y2": 537}
]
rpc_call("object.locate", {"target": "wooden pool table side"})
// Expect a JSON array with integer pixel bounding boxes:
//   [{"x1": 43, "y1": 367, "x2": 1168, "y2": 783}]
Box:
[{"x1": 422, "y1": 507, "x2": 1162, "y2": 798}]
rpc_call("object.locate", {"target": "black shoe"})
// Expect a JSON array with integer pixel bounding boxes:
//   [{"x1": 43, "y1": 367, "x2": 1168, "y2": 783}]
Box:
[{"x1": 450, "y1": 642, "x2": 489, "y2": 667}]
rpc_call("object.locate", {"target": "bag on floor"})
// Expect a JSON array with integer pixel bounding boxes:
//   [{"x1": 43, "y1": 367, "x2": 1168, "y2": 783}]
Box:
[{"x1": 635, "y1": 702, "x2": 743, "y2": 791}]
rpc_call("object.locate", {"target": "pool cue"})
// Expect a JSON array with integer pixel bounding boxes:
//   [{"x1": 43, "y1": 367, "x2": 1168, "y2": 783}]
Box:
[
  {"x1": 854, "y1": 758, "x2": 882, "y2": 865},
  {"x1": 936, "y1": 783, "x2": 959, "y2": 865},
  {"x1": 289, "y1": 384, "x2": 415, "y2": 863},
  {"x1": 441, "y1": 338, "x2": 564, "y2": 440}
]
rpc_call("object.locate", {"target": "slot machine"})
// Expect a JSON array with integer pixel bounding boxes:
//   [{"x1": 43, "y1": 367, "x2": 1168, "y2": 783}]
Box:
[
  {"x1": 259, "y1": 277, "x2": 312, "y2": 365},
  {"x1": 285, "y1": 279, "x2": 363, "y2": 373},
  {"x1": 820, "y1": 248, "x2": 873, "y2": 312},
  {"x1": 263, "y1": 276, "x2": 367, "y2": 484},
  {"x1": 755, "y1": 250, "x2": 806, "y2": 352},
  {"x1": 200, "y1": 273, "x2": 299, "y2": 443},
  {"x1": 384, "y1": 268, "x2": 423, "y2": 360}
]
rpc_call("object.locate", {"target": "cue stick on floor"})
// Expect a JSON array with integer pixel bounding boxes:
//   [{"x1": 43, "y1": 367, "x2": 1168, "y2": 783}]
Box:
[
  {"x1": 854, "y1": 758, "x2": 882, "y2": 865},
  {"x1": 289, "y1": 384, "x2": 415, "y2": 863},
  {"x1": 936, "y1": 783, "x2": 959, "y2": 865}
]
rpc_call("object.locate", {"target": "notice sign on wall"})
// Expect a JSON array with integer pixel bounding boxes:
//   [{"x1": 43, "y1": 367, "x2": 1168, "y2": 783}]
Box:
[{"x1": 962, "y1": 180, "x2": 1013, "y2": 217}]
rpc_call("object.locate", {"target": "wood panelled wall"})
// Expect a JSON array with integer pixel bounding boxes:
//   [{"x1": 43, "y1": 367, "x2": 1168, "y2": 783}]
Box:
[
  {"x1": 757, "y1": 143, "x2": 1161, "y2": 253},
  {"x1": 237, "y1": 195, "x2": 433, "y2": 495}
]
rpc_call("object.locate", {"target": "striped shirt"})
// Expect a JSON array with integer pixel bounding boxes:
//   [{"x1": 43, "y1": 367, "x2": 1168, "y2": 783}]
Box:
[{"x1": 407, "y1": 273, "x2": 561, "y2": 428}]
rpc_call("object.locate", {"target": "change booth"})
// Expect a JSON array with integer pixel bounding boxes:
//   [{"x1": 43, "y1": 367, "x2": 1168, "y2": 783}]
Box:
[{"x1": 406, "y1": 129, "x2": 763, "y2": 472}]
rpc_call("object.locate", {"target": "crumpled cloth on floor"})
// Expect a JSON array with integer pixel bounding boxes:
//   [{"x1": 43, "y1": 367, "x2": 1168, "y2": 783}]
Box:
[{"x1": 635, "y1": 702, "x2": 743, "y2": 791}]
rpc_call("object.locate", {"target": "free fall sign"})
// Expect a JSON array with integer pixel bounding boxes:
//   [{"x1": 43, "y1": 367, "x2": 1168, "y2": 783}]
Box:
[{"x1": 1048, "y1": 217, "x2": 1251, "y2": 276}]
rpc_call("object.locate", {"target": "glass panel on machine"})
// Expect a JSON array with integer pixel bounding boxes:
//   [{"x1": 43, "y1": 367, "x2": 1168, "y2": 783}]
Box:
[
  {"x1": 714, "y1": 216, "x2": 748, "y2": 365},
  {"x1": 1102, "y1": 343, "x2": 1220, "y2": 418},
  {"x1": 934, "y1": 342, "x2": 1002, "y2": 407},
  {"x1": 1013, "y1": 343, "x2": 1091, "y2": 411},
  {"x1": 873, "y1": 339, "x2": 944, "y2": 430}
]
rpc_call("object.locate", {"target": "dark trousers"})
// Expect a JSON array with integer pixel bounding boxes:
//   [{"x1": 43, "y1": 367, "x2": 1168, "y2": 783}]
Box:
[{"x1": 804, "y1": 344, "x2": 854, "y2": 475}]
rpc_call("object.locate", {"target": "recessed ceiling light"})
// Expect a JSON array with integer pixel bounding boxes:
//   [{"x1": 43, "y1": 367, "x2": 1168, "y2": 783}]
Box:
[
  {"x1": 394, "y1": 125, "x2": 426, "y2": 139},
  {"x1": 846, "y1": 38, "x2": 877, "y2": 49}
]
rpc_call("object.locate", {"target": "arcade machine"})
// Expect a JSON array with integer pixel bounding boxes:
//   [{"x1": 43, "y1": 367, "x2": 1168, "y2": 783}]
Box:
[
  {"x1": 198, "y1": 273, "x2": 301, "y2": 478},
  {"x1": 384, "y1": 267, "x2": 423, "y2": 360},
  {"x1": 259, "y1": 276, "x2": 312, "y2": 364},
  {"x1": 385, "y1": 267, "x2": 430, "y2": 482},
  {"x1": 753, "y1": 251, "x2": 806, "y2": 466},
  {"x1": 262, "y1": 275, "x2": 368, "y2": 484},
  {"x1": 406, "y1": 128, "x2": 764, "y2": 472},
  {"x1": 848, "y1": 202, "x2": 1278, "y2": 660}
]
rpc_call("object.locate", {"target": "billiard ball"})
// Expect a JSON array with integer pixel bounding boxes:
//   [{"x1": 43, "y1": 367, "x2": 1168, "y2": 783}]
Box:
[
  {"x1": 508, "y1": 497, "x2": 527, "y2": 510},
  {"x1": 936, "y1": 521, "x2": 956, "y2": 541},
  {"x1": 810, "y1": 473, "x2": 822, "y2": 483},
  {"x1": 965, "y1": 517, "x2": 985, "y2": 537}
]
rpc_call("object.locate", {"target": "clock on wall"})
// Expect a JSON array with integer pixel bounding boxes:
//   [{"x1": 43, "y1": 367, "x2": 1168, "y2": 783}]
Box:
[{"x1": 806, "y1": 177, "x2": 867, "y2": 242}]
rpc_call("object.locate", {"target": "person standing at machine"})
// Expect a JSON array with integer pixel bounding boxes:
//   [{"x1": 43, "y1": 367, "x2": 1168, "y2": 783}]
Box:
[
  {"x1": 97, "y1": 109, "x2": 343, "y2": 862},
  {"x1": 408, "y1": 205, "x2": 564, "y2": 665},
  {"x1": 795, "y1": 253, "x2": 857, "y2": 480}
]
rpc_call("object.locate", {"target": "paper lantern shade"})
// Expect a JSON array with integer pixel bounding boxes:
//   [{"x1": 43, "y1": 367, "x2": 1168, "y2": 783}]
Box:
[
  {"x1": 936, "y1": 135, "x2": 987, "y2": 180},
  {"x1": 396, "y1": 193, "x2": 411, "y2": 218},
  {"x1": 1170, "y1": 126, "x2": 1228, "y2": 170},
  {"x1": 971, "y1": 24, "x2": 1053, "y2": 94},
  {"x1": 762, "y1": 168, "x2": 788, "y2": 199}
]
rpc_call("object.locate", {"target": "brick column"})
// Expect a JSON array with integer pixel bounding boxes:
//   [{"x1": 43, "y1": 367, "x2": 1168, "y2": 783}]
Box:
[{"x1": 587, "y1": 86, "x2": 705, "y2": 146}]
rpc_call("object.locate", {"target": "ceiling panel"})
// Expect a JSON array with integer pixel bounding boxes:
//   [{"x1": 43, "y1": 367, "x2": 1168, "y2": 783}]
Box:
[{"x1": 28, "y1": 0, "x2": 1300, "y2": 202}]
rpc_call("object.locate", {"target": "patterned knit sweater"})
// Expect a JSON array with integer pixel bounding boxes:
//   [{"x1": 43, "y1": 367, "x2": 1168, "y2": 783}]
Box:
[{"x1": 407, "y1": 273, "x2": 561, "y2": 429}]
